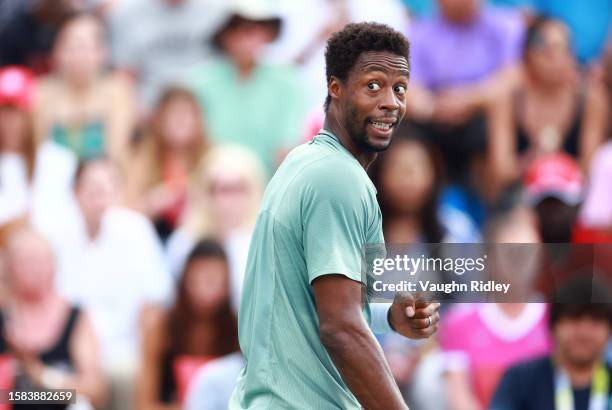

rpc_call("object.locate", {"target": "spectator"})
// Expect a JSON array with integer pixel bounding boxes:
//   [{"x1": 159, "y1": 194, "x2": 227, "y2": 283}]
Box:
[
  {"x1": 531, "y1": 0, "x2": 612, "y2": 65},
  {"x1": 266, "y1": 0, "x2": 409, "y2": 108},
  {"x1": 487, "y1": 17, "x2": 607, "y2": 196},
  {"x1": 407, "y1": 0, "x2": 525, "y2": 190},
  {"x1": 166, "y1": 145, "x2": 265, "y2": 312},
  {"x1": 1, "y1": 225, "x2": 105, "y2": 408},
  {"x1": 368, "y1": 124, "x2": 478, "y2": 409},
  {"x1": 136, "y1": 239, "x2": 238, "y2": 410},
  {"x1": 524, "y1": 153, "x2": 584, "y2": 243},
  {"x1": 441, "y1": 192, "x2": 552, "y2": 410},
  {"x1": 491, "y1": 278, "x2": 612, "y2": 410},
  {"x1": 126, "y1": 86, "x2": 207, "y2": 242},
  {"x1": 33, "y1": 13, "x2": 135, "y2": 164},
  {"x1": 42, "y1": 157, "x2": 172, "y2": 410},
  {"x1": 0, "y1": 66, "x2": 77, "y2": 230},
  {"x1": 186, "y1": 0, "x2": 308, "y2": 176},
  {"x1": 369, "y1": 124, "x2": 481, "y2": 244},
  {"x1": 184, "y1": 352, "x2": 244, "y2": 410},
  {"x1": 0, "y1": 0, "x2": 82, "y2": 74},
  {"x1": 107, "y1": 0, "x2": 225, "y2": 110}
]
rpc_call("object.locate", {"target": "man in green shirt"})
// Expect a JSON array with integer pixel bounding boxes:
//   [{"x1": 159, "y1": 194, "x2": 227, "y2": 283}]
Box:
[
  {"x1": 230, "y1": 22, "x2": 440, "y2": 410},
  {"x1": 187, "y1": 5, "x2": 307, "y2": 177}
]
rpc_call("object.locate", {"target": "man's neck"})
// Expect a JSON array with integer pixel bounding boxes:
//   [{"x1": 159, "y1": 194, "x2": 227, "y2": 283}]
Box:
[
  {"x1": 526, "y1": 73, "x2": 572, "y2": 98},
  {"x1": 232, "y1": 58, "x2": 256, "y2": 80},
  {"x1": 323, "y1": 112, "x2": 376, "y2": 170}
]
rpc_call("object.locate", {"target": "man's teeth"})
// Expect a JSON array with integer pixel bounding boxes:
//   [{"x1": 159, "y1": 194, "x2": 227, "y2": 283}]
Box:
[{"x1": 370, "y1": 121, "x2": 392, "y2": 130}]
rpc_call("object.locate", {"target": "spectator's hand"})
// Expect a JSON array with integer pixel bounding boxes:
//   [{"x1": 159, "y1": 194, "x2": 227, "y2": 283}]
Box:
[
  {"x1": 389, "y1": 293, "x2": 440, "y2": 339},
  {"x1": 145, "y1": 182, "x2": 183, "y2": 217},
  {"x1": 19, "y1": 357, "x2": 69, "y2": 390},
  {"x1": 18, "y1": 356, "x2": 46, "y2": 387},
  {"x1": 406, "y1": 84, "x2": 436, "y2": 122}
]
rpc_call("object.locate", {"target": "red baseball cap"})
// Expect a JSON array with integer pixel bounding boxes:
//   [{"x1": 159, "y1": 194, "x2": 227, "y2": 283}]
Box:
[
  {"x1": 524, "y1": 153, "x2": 584, "y2": 206},
  {"x1": 0, "y1": 66, "x2": 35, "y2": 111}
]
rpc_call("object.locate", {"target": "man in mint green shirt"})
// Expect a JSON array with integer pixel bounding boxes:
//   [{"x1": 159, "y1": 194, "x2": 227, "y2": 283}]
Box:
[
  {"x1": 186, "y1": 7, "x2": 307, "y2": 177},
  {"x1": 231, "y1": 22, "x2": 440, "y2": 410}
]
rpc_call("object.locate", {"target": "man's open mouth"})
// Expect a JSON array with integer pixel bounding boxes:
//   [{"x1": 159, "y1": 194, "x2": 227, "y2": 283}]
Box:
[{"x1": 368, "y1": 119, "x2": 396, "y2": 131}]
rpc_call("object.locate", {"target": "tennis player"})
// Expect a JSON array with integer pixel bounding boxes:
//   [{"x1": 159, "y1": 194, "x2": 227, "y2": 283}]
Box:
[{"x1": 230, "y1": 22, "x2": 440, "y2": 410}]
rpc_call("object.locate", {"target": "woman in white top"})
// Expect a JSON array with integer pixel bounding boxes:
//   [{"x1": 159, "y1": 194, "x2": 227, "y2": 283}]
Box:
[{"x1": 0, "y1": 66, "x2": 77, "y2": 230}]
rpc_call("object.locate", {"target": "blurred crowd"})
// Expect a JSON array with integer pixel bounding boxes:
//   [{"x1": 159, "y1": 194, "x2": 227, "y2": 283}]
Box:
[{"x1": 0, "y1": 0, "x2": 611, "y2": 409}]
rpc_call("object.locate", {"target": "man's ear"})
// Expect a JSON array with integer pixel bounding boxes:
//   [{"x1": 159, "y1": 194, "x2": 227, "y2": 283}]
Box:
[{"x1": 328, "y1": 76, "x2": 343, "y2": 101}]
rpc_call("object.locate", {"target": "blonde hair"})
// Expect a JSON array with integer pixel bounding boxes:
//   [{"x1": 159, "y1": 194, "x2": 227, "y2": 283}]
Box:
[
  {"x1": 127, "y1": 87, "x2": 207, "y2": 208},
  {"x1": 181, "y1": 144, "x2": 266, "y2": 239}
]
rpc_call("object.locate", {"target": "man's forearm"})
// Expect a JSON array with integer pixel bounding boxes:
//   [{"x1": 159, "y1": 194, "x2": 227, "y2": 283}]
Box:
[{"x1": 320, "y1": 319, "x2": 408, "y2": 410}]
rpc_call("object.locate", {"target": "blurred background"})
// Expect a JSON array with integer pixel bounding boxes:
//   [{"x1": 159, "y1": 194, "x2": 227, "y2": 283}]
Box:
[{"x1": 0, "y1": 0, "x2": 611, "y2": 409}]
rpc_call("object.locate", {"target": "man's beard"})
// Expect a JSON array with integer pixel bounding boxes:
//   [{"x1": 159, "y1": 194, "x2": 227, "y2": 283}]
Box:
[{"x1": 343, "y1": 104, "x2": 392, "y2": 153}]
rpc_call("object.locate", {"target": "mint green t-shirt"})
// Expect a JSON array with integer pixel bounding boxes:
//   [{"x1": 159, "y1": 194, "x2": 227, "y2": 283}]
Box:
[
  {"x1": 187, "y1": 58, "x2": 307, "y2": 177},
  {"x1": 230, "y1": 130, "x2": 385, "y2": 409}
]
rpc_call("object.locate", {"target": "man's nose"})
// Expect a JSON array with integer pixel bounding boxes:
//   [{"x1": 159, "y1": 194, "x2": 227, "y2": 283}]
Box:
[{"x1": 379, "y1": 87, "x2": 400, "y2": 112}]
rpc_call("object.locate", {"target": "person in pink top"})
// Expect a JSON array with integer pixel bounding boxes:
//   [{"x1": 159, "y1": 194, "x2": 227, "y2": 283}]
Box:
[{"x1": 441, "y1": 188, "x2": 553, "y2": 410}]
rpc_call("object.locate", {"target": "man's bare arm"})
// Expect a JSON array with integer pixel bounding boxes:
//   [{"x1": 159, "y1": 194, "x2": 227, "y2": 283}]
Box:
[{"x1": 313, "y1": 274, "x2": 408, "y2": 410}]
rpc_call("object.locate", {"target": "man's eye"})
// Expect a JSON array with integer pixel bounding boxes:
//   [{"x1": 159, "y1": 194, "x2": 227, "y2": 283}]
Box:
[
  {"x1": 367, "y1": 83, "x2": 381, "y2": 91},
  {"x1": 394, "y1": 85, "x2": 407, "y2": 95}
]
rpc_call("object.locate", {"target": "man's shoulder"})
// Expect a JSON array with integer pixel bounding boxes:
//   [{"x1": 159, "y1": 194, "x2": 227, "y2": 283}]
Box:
[
  {"x1": 290, "y1": 147, "x2": 371, "y2": 196},
  {"x1": 262, "y1": 145, "x2": 373, "y2": 225},
  {"x1": 504, "y1": 355, "x2": 552, "y2": 383},
  {"x1": 492, "y1": 356, "x2": 553, "y2": 410},
  {"x1": 186, "y1": 58, "x2": 228, "y2": 90},
  {"x1": 281, "y1": 141, "x2": 355, "y2": 177}
]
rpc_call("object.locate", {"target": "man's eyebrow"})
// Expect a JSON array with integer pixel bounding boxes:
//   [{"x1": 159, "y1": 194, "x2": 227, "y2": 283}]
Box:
[{"x1": 360, "y1": 63, "x2": 410, "y2": 77}]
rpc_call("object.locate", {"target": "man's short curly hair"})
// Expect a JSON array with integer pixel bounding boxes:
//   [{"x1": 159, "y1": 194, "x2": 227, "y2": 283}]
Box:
[{"x1": 324, "y1": 22, "x2": 410, "y2": 111}]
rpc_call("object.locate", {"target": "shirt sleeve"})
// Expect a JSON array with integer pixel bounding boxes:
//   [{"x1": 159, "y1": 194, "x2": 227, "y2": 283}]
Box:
[{"x1": 301, "y1": 159, "x2": 374, "y2": 285}]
